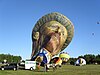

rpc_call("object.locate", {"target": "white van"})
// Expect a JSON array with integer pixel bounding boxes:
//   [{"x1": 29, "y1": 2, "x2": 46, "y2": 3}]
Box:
[{"x1": 25, "y1": 61, "x2": 36, "y2": 70}]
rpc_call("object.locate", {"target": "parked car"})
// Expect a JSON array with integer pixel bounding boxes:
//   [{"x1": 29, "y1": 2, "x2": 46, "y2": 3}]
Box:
[{"x1": 1, "y1": 63, "x2": 18, "y2": 70}]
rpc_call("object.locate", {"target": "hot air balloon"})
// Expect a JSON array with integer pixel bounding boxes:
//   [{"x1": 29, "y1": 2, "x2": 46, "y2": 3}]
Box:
[
  {"x1": 97, "y1": 21, "x2": 100, "y2": 24},
  {"x1": 48, "y1": 57, "x2": 62, "y2": 71},
  {"x1": 31, "y1": 12, "x2": 74, "y2": 71},
  {"x1": 59, "y1": 52, "x2": 70, "y2": 65},
  {"x1": 92, "y1": 33, "x2": 94, "y2": 36},
  {"x1": 50, "y1": 57, "x2": 62, "y2": 66},
  {"x1": 75, "y1": 58, "x2": 86, "y2": 66}
]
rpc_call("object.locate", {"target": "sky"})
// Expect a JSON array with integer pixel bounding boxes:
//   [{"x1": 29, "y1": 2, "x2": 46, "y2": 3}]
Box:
[{"x1": 0, "y1": 0, "x2": 100, "y2": 60}]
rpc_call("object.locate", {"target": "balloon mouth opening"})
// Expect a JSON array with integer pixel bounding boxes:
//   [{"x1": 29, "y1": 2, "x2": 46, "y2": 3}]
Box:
[{"x1": 43, "y1": 33, "x2": 60, "y2": 54}]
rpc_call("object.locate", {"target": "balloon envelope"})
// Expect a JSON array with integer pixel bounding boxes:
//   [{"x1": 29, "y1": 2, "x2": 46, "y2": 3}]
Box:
[{"x1": 59, "y1": 52, "x2": 70, "y2": 62}]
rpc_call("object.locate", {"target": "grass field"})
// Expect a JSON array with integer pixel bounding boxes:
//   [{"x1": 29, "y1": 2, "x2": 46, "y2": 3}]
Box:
[{"x1": 0, "y1": 65, "x2": 100, "y2": 75}]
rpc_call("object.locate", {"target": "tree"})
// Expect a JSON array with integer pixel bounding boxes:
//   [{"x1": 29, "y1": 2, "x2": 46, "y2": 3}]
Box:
[
  {"x1": 84, "y1": 54, "x2": 96, "y2": 64},
  {"x1": 69, "y1": 54, "x2": 100, "y2": 65},
  {"x1": 96, "y1": 54, "x2": 100, "y2": 64},
  {"x1": 69, "y1": 58, "x2": 77, "y2": 65},
  {"x1": 0, "y1": 54, "x2": 22, "y2": 63}
]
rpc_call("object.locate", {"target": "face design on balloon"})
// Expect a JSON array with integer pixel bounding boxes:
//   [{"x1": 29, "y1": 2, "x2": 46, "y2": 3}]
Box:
[{"x1": 39, "y1": 21, "x2": 68, "y2": 56}]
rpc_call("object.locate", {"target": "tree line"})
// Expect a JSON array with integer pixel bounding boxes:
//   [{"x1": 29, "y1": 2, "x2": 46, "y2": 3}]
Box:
[
  {"x1": 69, "y1": 54, "x2": 100, "y2": 65},
  {"x1": 0, "y1": 54, "x2": 100, "y2": 64},
  {"x1": 0, "y1": 54, "x2": 22, "y2": 63}
]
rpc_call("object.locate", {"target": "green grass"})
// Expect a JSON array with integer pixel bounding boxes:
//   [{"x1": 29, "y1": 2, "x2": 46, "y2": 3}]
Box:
[{"x1": 0, "y1": 65, "x2": 100, "y2": 75}]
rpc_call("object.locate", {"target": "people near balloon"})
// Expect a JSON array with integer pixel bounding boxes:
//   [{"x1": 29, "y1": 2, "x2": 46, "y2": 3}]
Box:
[
  {"x1": 49, "y1": 57, "x2": 62, "y2": 68},
  {"x1": 31, "y1": 12, "x2": 74, "y2": 71},
  {"x1": 75, "y1": 58, "x2": 86, "y2": 66},
  {"x1": 31, "y1": 48, "x2": 51, "y2": 71}
]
